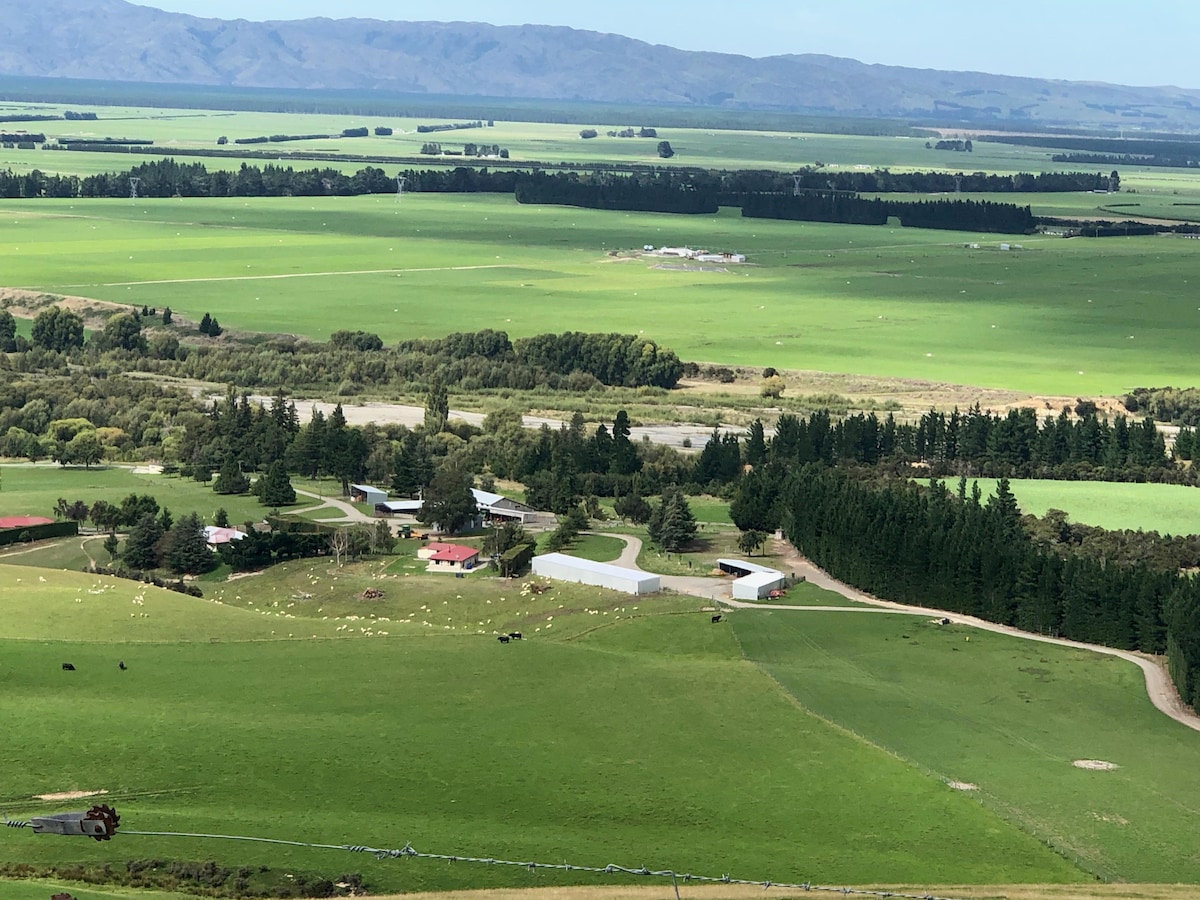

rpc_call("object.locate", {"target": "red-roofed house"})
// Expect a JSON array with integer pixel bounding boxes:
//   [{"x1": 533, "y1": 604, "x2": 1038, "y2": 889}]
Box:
[{"x1": 417, "y1": 541, "x2": 480, "y2": 572}]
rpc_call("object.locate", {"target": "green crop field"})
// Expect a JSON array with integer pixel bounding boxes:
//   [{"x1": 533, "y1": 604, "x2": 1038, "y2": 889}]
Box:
[
  {"x1": 734, "y1": 610, "x2": 1200, "y2": 882},
  {"x1": 5, "y1": 194, "x2": 1200, "y2": 395},
  {"x1": 1, "y1": 564, "x2": 1089, "y2": 897},
  {"x1": 965, "y1": 479, "x2": 1200, "y2": 534}
]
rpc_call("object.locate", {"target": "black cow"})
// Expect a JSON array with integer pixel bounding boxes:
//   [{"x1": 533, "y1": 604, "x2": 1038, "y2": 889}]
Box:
[
  {"x1": 62, "y1": 663, "x2": 76, "y2": 671},
  {"x1": 497, "y1": 635, "x2": 510, "y2": 644},
  {"x1": 118, "y1": 661, "x2": 127, "y2": 671},
  {"x1": 508, "y1": 632, "x2": 523, "y2": 640},
  {"x1": 711, "y1": 614, "x2": 722, "y2": 624}
]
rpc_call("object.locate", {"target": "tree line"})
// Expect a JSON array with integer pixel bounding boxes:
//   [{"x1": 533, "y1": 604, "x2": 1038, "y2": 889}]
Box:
[
  {"x1": 708, "y1": 417, "x2": 1200, "y2": 709},
  {"x1": 743, "y1": 193, "x2": 1036, "y2": 233}
]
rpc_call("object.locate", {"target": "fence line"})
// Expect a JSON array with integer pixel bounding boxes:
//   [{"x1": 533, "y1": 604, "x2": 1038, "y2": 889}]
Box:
[{"x1": 111, "y1": 828, "x2": 965, "y2": 900}]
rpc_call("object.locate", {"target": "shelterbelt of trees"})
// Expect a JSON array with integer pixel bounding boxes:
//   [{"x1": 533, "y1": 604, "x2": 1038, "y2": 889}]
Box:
[
  {"x1": 709, "y1": 411, "x2": 1200, "y2": 709},
  {"x1": 0, "y1": 158, "x2": 1118, "y2": 234},
  {"x1": 1, "y1": 307, "x2": 684, "y2": 395}
]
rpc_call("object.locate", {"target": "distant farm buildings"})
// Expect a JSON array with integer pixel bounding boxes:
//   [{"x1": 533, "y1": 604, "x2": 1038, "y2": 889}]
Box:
[
  {"x1": 373, "y1": 487, "x2": 550, "y2": 528},
  {"x1": 651, "y1": 246, "x2": 746, "y2": 263}
]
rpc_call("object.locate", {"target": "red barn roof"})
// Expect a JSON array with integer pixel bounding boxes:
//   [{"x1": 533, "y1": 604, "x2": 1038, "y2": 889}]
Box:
[
  {"x1": 0, "y1": 516, "x2": 54, "y2": 529},
  {"x1": 428, "y1": 544, "x2": 480, "y2": 563}
]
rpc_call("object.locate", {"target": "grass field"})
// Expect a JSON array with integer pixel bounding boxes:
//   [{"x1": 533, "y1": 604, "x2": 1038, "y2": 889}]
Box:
[
  {"x1": 0, "y1": 584, "x2": 1085, "y2": 894},
  {"x1": 0, "y1": 102, "x2": 1130, "y2": 176},
  {"x1": 734, "y1": 610, "x2": 1200, "y2": 882},
  {"x1": 5, "y1": 194, "x2": 1200, "y2": 396},
  {"x1": 966, "y1": 479, "x2": 1200, "y2": 534},
  {"x1": 0, "y1": 463, "x2": 285, "y2": 527},
  {"x1": 4, "y1": 551, "x2": 1200, "y2": 892}
]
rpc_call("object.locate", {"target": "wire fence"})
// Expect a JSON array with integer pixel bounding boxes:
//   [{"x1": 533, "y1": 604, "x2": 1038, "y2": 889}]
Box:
[{"x1": 110, "y1": 828, "x2": 967, "y2": 900}]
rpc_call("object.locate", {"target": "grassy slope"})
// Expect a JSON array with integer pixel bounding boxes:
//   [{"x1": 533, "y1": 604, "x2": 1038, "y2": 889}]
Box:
[
  {"x1": 0, "y1": 563, "x2": 320, "y2": 642},
  {"x1": 965, "y1": 478, "x2": 1200, "y2": 534},
  {"x1": 0, "y1": 563, "x2": 1082, "y2": 893},
  {"x1": 733, "y1": 610, "x2": 1200, "y2": 882},
  {"x1": 6, "y1": 194, "x2": 1200, "y2": 395}
]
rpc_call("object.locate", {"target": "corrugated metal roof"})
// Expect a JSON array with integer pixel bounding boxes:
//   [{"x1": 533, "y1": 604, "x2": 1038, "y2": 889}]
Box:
[
  {"x1": 470, "y1": 488, "x2": 505, "y2": 508},
  {"x1": 734, "y1": 571, "x2": 784, "y2": 588},
  {"x1": 532, "y1": 553, "x2": 659, "y2": 585},
  {"x1": 429, "y1": 544, "x2": 480, "y2": 562},
  {"x1": 717, "y1": 558, "x2": 782, "y2": 576}
]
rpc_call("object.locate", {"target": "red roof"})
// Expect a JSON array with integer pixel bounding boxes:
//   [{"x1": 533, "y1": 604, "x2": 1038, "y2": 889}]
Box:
[
  {"x1": 429, "y1": 544, "x2": 480, "y2": 562},
  {"x1": 0, "y1": 516, "x2": 54, "y2": 529}
]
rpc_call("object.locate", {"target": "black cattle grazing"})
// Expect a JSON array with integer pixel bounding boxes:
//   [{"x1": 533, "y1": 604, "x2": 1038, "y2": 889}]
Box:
[
  {"x1": 61, "y1": 663, "x2": 76, "y2": 671},
  {"x1": 508, "y1": 632, "x2": 523, "y2": 640},
  {"x1": 711, "y1": 614, "x2": 722, "y2": 624},
  {"x1": 118, "y1": 661, "x2": 127, "y2": 671},
  {"x1": 497, "y1": 635, "x2": 510, "y2": 644},
  {"x1": 939, "y1": 617, "x2": 951, "y2": 625}
]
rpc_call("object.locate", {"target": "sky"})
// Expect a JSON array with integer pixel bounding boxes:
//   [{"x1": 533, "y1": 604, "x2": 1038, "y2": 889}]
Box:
[{"x1": 136, "y1": 1, "x2": 1200, "y2": 90}]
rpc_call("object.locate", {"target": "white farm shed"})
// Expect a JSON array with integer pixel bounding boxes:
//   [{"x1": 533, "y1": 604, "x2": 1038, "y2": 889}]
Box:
[
  {"x1": 731, "y1": 569, "x2": 786, "y2": 600},
  {"x1": 531, "y1": 553, "x2": 660, "y2": 595}
]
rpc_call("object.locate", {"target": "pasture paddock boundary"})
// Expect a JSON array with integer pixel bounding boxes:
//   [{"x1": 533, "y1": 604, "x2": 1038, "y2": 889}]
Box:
[{"x1": 92, "y1": 826, "x2": 975, "y2": 900}]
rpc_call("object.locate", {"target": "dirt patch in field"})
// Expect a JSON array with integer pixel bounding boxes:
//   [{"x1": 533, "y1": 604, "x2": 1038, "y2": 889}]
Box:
[
  {"x1": 947, "y1": 780, "x2": 978, "y2": 791},
  {"x1": 33, "y1": 789, "x2": 108, "y2": 801},
  {"x1": 1073, "y1": 759, "x2": 1120, "y2": 771}
]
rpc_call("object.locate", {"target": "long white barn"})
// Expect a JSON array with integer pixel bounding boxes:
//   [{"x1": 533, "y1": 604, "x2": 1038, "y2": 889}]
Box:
[{"x1": 531, "y1": 553, "x2": 660, "y2": 595}]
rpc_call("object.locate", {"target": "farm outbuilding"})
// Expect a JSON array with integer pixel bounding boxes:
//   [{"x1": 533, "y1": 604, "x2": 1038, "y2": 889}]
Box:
[
  {"x1": 374, "y1": 489, "x2": 548, "y2": 527},
  {"x1": 717, "y1": 558, "x2": 779, "y2": 577},
  {"x1": 377, "y1": 499, "x2": 423, "y2": 516},
  {"x1": 350, "y1": 484, "x2": 388, "y2": 506},
  {"x1": 731, "y1": 570, "x2": 786, "y2": 600},
  {"x1": 719, "y1": 558, "x2": 786, "y2": 600},
  {"x1": 531, "y1": 553, "x2": 660, "y2": 595}
]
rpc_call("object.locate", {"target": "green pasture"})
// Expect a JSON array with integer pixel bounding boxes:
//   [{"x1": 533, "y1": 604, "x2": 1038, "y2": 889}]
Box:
[
  {"x1": 0, "y1": 102, "x2": 1091, "y2": 175},
  {"x1": 0, "y1": 883, "x2": 195, "y2": 900},
  {"x1": 967, "y1": 479, "x2": 1200, "y2": 534},
  {"x1": 7, "y1": 194, "x2": 1200, "y2": 395},
  {"x1": 540, "y1": 532, "x2": 627, "y2": 562},
  {"x1": 0, "y1": 533, "x2": 108, "y2": 571},
  {"x1": 734, "y1": 610, "x2": 1200, "y2": 882},
  {"x1": 0, "y1": 579, "x2": 1083, "y2": 894},
  {"x1": 0, "y1": 563, "x2": 320, "y2": 642},
  {"x1": 209, "y1": 556, "x2": 684, "y2": 641},
  {"x1": 0, "y1": 464, "x2": 280, "y2": 527},
  {"x1": 11, "y1": 99, "x2": 1200, "y2": 189},
  {"x1": 763, "y1": 579, "x2": 867, "y2": 607}
]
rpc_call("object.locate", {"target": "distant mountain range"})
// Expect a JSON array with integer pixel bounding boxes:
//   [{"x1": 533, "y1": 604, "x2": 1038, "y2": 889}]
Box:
[{"x1": 4, "y1": 0, "x2": 1200, "y2": 129}]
